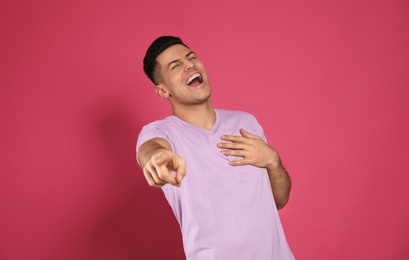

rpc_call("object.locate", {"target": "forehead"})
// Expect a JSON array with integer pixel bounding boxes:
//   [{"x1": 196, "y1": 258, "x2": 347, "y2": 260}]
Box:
[{"x1": 156, "y1": 44, "x2": 192, "y2": 66}]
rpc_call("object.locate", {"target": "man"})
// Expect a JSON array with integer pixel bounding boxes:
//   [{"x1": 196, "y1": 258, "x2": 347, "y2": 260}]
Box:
[{"x1": 136, "y1": 36, "x2": 295, "y2": 259}]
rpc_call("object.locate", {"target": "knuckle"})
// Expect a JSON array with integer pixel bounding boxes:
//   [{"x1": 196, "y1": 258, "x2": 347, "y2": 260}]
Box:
[
  {"x1": 151, "y1": 152, "x2": 160, "y2": 160},
  {"x1": 157, "y1": 171, "x2": 166, "y2": 179}
]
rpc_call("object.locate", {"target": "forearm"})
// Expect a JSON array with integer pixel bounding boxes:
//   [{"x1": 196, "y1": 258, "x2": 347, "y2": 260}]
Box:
[
  {"x1": 266, "y1": 161, "x2": 292, "y2": 210},
  {"x1": 137, "y1": 138, "x2": 172, "y2": 168}
]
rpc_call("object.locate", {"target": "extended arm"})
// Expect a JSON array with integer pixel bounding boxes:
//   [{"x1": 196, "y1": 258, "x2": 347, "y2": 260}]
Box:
[
  {"x1": 217, "y1": 129, "x2": 291, "y2": 209},
  {"x1": 138, "y1": 138, "x2": 186, "y2": 187}
]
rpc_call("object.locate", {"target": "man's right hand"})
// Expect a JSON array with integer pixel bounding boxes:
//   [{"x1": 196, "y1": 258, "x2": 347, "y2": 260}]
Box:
[{"x1": 142, "y1": 149, "x2": 186, "y2": 187}]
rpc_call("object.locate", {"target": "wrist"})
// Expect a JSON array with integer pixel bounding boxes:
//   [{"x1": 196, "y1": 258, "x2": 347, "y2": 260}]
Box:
[{"x1": 266, "y1": 157, "x2": 284, "y2": 175}]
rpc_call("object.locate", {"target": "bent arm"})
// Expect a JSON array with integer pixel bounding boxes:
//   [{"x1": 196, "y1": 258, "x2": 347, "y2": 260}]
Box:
[
  {"x1": 218, "y1": 128, "x2": 292, "y2": 210},
  {"x1": 137, "y1": 138, "x2": 186, "y2": 187}
]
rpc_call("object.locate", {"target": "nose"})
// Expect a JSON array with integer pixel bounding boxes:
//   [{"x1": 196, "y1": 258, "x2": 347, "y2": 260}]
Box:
[{"x1": 184, "y1": 59, "x2": 194, "y2": 71}]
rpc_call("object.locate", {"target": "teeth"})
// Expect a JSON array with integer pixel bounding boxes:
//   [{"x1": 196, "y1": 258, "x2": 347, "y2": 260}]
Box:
[{"x1": 186, "y1": 73, "x2": 201, "y2": 85}]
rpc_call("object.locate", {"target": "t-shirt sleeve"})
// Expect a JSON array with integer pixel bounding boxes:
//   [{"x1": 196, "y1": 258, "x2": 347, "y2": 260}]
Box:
[
  {"x1": 248, "y1": 113, "x2": 268, "y2": 143},
  {"x1": 136, "y1": 123, "x2": 171, "y2": 165}
]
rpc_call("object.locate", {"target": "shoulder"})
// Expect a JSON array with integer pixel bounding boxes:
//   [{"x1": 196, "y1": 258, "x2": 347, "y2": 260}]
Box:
[
  {"x1": 141, "y1": 116, "x2": 176, "y2": 131},
  {"x1": 216, "y1": 108, "x2": 265, "y2": 139},
  {"x1": 137, "y1": 116, "x2": 177, "y2": 144}
]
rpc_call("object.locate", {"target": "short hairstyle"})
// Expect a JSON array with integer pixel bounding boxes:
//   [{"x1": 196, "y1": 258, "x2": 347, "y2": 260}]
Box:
[{"x1": 143, "y1": 36, "x2": 189, "y2": 85}]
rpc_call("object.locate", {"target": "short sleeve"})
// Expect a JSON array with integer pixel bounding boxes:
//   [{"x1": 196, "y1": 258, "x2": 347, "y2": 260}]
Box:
[
  {"x1": 248, "y1": 113, "x2": 268, "y2": 143},
  {"x1": 135, "y1": 123, "x2": 171, "y2": 165}
]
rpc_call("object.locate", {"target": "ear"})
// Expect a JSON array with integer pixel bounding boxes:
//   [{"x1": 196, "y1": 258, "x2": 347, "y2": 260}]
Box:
[{"x1": 155, "y1": 84, "x2": 169, "y2": 99}]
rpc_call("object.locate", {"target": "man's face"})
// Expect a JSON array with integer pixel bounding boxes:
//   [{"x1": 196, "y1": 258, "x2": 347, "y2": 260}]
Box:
[{"x1": 155, "y1": 44, "x2": 211, "y2": 107}]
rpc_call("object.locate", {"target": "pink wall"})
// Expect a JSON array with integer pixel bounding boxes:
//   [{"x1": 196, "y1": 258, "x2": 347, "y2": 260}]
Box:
[{"x1": 1, "y1": 0, "x2": 408, "y2": 259}]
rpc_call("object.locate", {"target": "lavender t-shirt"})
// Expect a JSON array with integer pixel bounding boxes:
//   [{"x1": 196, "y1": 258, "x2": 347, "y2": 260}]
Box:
[{"x1": 137, "y1": 109, "x2": 294, "y2": 260}]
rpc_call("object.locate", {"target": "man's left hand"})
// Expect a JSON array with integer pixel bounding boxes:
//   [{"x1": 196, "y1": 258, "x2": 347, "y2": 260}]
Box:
[{"x1": 217, "y1": 128, "x2": 280, "y2": 170}]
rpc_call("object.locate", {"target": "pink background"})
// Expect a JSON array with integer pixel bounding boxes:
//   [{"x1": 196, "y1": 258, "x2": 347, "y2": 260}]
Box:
[{"x1": 1, "y1": 0, "x2": 408, "y2": 259}]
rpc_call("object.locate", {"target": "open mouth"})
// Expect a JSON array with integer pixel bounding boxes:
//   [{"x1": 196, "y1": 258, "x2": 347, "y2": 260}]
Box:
[{"x1": 185, "y1": 73, "x2": 203, "y2": 86}]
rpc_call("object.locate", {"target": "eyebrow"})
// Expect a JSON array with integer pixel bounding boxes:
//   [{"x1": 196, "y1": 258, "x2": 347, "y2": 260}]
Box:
[{"x1": 167, "y1": 51, "x2": 196, "y2": 69}]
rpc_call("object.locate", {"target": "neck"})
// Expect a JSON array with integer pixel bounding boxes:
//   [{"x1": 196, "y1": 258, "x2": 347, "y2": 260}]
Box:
[{"x1": 172, "y1": 101, "x2": 216, "y2": 130}]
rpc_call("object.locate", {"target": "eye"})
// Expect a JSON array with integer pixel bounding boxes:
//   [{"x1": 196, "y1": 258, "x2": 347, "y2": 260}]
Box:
[{"x1": 171, "y1": 63, "x2": 180, "y2": 70}]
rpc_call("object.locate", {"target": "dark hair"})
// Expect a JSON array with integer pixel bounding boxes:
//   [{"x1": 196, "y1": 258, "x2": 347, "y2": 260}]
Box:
[{"x1": 143, "y1": 36, "x2": 188, "y2": 85}]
